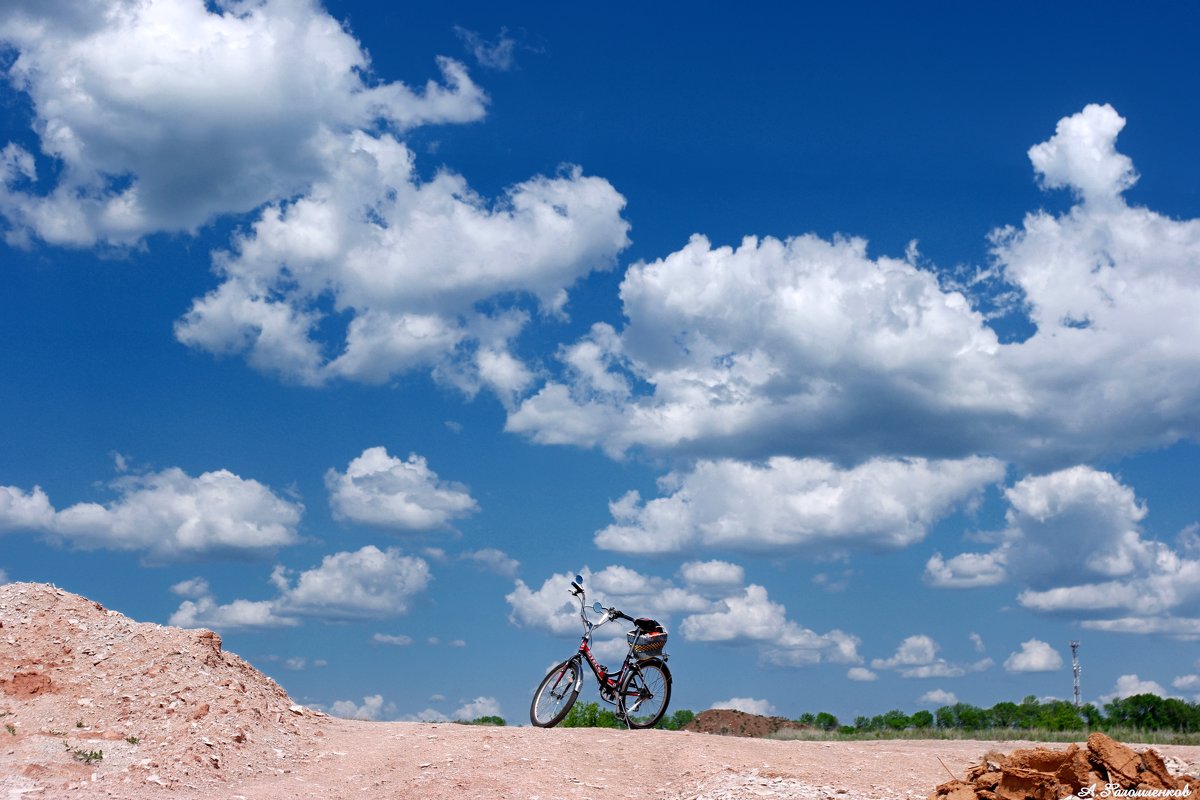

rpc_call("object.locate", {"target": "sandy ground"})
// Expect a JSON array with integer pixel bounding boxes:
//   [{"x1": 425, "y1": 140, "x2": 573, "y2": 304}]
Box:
[
  {"x1": 8, "y1": 721, "x2": 1200, "y2": 800},
  {"x1": 6, "y1": 582, "x2": 1200, "y2": 799}
]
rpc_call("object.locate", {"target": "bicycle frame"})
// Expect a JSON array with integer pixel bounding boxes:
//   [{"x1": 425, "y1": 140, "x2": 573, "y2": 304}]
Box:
[
  {"x1": 565, "y1": 584, "x2": 661, "y2": 708},
  {"x1": 530, "y1": 573, "x2": 672, "y2": 729}
]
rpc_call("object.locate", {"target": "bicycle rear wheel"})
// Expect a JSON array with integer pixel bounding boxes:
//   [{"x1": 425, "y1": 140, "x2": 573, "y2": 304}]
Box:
[
  {"x1": 618, "y1": 658, "x2": 671, "y2": 729},
  {"x1": 530, "y1": 659, "x2": 581, "y2": 728}
]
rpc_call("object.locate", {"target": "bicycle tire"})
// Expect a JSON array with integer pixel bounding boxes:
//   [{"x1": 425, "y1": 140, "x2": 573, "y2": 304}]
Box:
[
  {"x1": 617, "y1": 658, "x2": 671, "y2": 729},
  {"x1": 530, "y1": 658, "x2": 581, "y2": 728}
]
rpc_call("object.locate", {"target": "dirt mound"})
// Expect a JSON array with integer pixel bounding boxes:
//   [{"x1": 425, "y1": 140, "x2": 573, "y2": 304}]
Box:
[
  {"x1": 928, "y1": 732, "x2": 1200, "y2": 800},
  {"x1": 684, "y1": 708, "x2": 804, "y2": 738},
  {"x1": 0, "y1": 581, "x2": 330, "y2": 795}
]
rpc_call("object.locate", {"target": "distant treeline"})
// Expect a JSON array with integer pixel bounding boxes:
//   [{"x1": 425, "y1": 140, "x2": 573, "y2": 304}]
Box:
[
  {"x1": 543, "y1": 693, "x2": 1200, "y2": 734},
  {"x1": 847, "y1": 694, "x2": 1200, "y2": 734}
]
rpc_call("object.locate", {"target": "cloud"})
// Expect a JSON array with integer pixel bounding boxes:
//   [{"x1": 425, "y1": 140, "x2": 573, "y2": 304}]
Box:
[
  {"x1": 847, "y1": 667, "x2": 878, "y2": 682},
  {"x1": 680, "y1": 584, "x2": 861, "y2": 667},
  {"x1": 595, "y1": 456, "x2": 1003, "y2": 555},
  {"x1": 1, "y1": 468, "x2": 302, "y2": 562},
  {"x1": 460, "y1": 548, "x2": 520, "y2": 578},
  {"x1": 710, "y1": 697, "x2": 775, "y2": 716},
  {"x1": 872, "y1": 635, "x2": 940, "y2": 669},
  {"x1": 920, "y1": 689, "x2": 958, "y2": 706},
  {"x1": 969, "y1": 633, "x2": 986, "y2": 653},
  {"x1": 1105, "y1": 674, "x2": 1168, "y2": 702},
  {"x1": 169, "y1": 545, "x2": 431, "y2": 629},
  {"x1": 924, "y1": 551, "x2": 1007, "y2": 589},
  {"x1": 325, "y1": 447, "x2": 478, "y2": 531},
  {"x1": 929, "y1": 466, "x2": 1200, "y2": 632},
  {"x1": 272, "y1": 546, "x2": 431, "y2": 620},
  {"x1": 372, "y1": 633, "x2": 414, "y2": 646},
  {"x1": 1003, "y1": 639, "x2": 1064, "y2": 673},
  {"x1": 174, "y1": 141, "x2": 629, "y2": 390},
  {"x1": 0, "y1": 0, "x2": 487, "y2": 246},
  {"x1": 170, "y1": 594, "x2": 296, "y2": 630},
  {"x1": 679, "y1": 560, "x2": 745, "y2": 593},
  {"x1": 452, "y1": 696, "x2": 501, "y2": 721},
  {"x1": 507, "y1": 104, "x2": 1200, "y2": 470},
  {"x1": 454, "y1": 26, "x2": 517, "y2": 71},
  {"x1": 0, "y1": 486, "x2": 55, "y2": 531},
  {"x1": 329, "y1": 694, "x2": 392, "y2": 721},
  {"x1": 506, "y1": 569, "x2": 590, "y2": 636},
  {"x1": 170, "y1": 577, "x2": 211, "y2": 598},
  {"x1": 1028, "y1": 103, "x2": 1137, "y2": 205},
  {"x1": 871, "y1": 634, "x2": 988, "y2": 679},
  {"x1": 401, "y1": 707, "x2": 450, "y2": 723},
  {"x1": 1, "y1": 1, "x2": 629, "y2": 393},
  {"x1": 0, "y1": 568, "x2": 9, "y2": 585},
  {"x1": 1172, "y1": 675, "x2": 1200, "y2": 691}
]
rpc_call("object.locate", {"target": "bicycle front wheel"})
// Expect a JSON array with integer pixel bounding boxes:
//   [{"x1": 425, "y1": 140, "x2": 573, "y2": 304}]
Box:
[
  {"x1": 530, "y1": 659, "x2": 581, "y2": 728},
  {"x1": 618, "y1": 658, "x2": 671, "y2": 729}
]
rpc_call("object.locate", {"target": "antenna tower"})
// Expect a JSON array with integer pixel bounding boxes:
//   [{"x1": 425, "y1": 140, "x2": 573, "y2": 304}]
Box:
[{"x1": 1070, "y1": 640, "x2": 1081, "y2": 707}]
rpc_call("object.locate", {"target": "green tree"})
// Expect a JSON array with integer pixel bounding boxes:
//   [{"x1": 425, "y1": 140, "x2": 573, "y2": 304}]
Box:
[
  {"x1": 561, "y1": 702, "x2": 620, "y2": 728},
  {"x1": 814, "y1": 712, "x2": 839, "y2": 731},
  {"x1": 1105, "y1": 694, "x2": 1166, "y2": 730},
  {"x1": 952, "y1": 703, "x2": 990, "y2": 731},
  {"x1": 468, "y1": 715, "x2": 505, "y2": 726},
  {"x1": 990, "y1": 701, "x2": 1019, "y2": 729},
  {"x1": 881, "y1": 709, "x2": 911, "y2": 730},
  {"x1": 1035, "y1": 700, "x2": 1084, "y2": 731},
  {"x1": 1016, "y1": 695, "x2": 1041, "y2": 729},
  {"x1": 935, "y1": 706, "x2": 955, "y2": 729},
  {"x1": 1080, "y1": 703, "x2": 1103, "y2": 729},
  {"x1": 910, "y1": 710, "x2": 934, "y2": 729}
]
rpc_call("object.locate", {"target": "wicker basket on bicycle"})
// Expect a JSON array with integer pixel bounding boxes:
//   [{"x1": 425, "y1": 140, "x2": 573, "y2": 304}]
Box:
[{"x1": 627, "y1": 617, "x2": 668, "y2": 660}]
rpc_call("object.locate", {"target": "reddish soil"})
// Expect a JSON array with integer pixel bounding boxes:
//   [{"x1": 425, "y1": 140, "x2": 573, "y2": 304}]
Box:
[
  {"x1": 686, "y1": 708, "x2": 806, "y2": 738},
  {"x1": 4, "y1": 582, "x2": 1200, "y2": 800}
]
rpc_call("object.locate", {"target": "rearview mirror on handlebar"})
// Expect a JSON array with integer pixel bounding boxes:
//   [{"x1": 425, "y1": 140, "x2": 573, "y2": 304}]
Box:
[
  {"x1": 575, "y1": 574, "x2": 583, "y2": 585},
  {"x1": 592, "y1": 601, "x2": 604, "y2": 613}
]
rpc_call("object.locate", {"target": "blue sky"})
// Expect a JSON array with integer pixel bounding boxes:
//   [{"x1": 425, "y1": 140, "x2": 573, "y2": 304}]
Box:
[{"x1": 2, "y1": 0, "x2": 1200, "y2": 724}]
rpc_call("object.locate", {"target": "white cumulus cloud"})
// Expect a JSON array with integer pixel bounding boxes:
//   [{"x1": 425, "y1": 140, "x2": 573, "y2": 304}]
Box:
[
  {"x1": 595, "y1": 456, "x2": 1003, "y2": 555},
  {"x1": 326, "y1": 447, "x2": 478, "y2": 531},
  {"x1": 847, "y1": 667, "x2": 878, "y2": 682},
  {"x1": 452, "y1": 696, "x2": 502, "y2": 721},
  {"x1": 329, "y1": 694, "x2": 391, "y2": 721},
  {"x1": 460, "y1": 548, "x2": 520, "y2": 578},
  {"x1": 0, "y1": 0, "x2": 487, "y2": 246},
  {"x1": 1106, "y1": 674, "x2": 1168, "y2": 702},
  {"x1": 680, "y1": 584, "x2": 861, "y2": 667},
  {"x1": 871, "y1": 634, "x2": 987, "y2": 679},
  {"x1": 1003, "y1": 639, "x2": 1063, "y2": 673},
  {"x1": 1, "y1": 467, "x2": 302, "y2": 562},
  {"x1": 507, "y1": 104, "x2": 1200, "y2": 470},
  {"x1": 170, "y1": 546, "x2": 431, "y2": 629},
  {"x1": 920, "y1": 689, "x2": 958, "y2": 706},
  {"x1": 710, "y1": 697, "x2": 775, "y2": 716},
  {"x1": 930, "y1": 466, "x2": 1200, "y2": 634}
]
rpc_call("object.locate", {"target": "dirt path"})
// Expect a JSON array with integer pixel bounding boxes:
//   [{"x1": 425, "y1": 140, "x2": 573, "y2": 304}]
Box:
[{"x1": 128, "y1": 722, "x2": 1200, "y2": 800}]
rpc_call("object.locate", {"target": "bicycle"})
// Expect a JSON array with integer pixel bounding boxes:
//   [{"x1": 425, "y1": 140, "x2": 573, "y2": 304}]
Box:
[{"x1": 529, "y1": 573, "x2": 672, "y2": 729}]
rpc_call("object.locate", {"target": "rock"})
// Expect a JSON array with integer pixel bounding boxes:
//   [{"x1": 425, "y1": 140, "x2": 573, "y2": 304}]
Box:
[{"x1": 929, "y1": 733, "x2": 1192, "y2": 800}]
